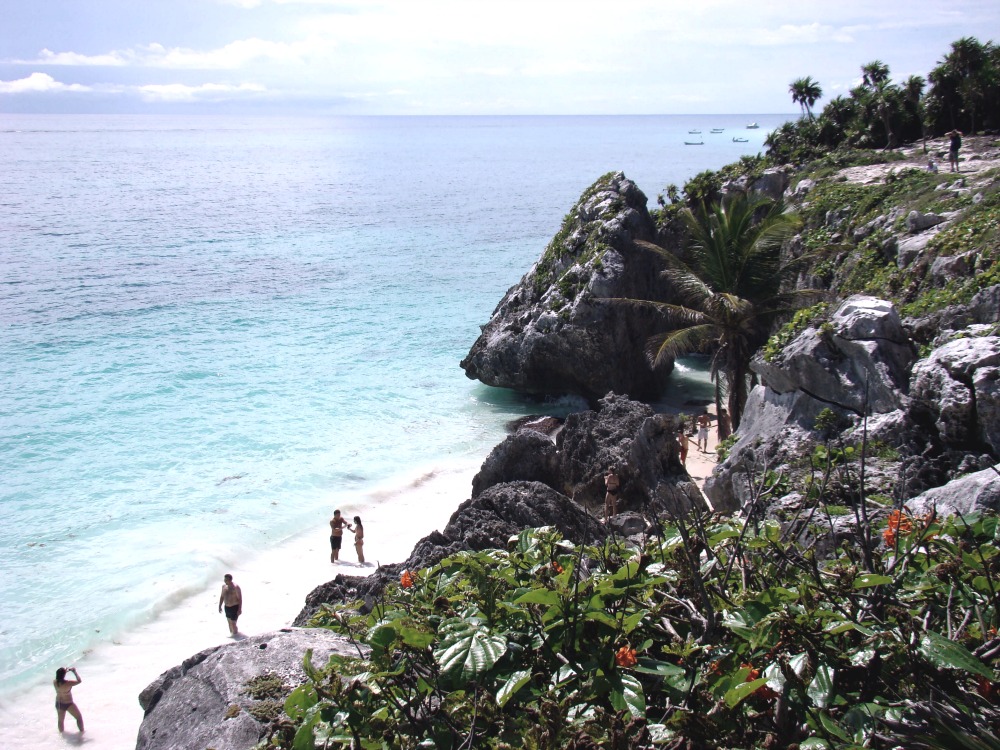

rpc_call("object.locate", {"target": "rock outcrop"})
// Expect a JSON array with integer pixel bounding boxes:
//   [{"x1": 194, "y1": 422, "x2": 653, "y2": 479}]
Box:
[
  {"x1": 137, "y1": 629, "x2": 357, "y2": 750},
  {"x1": 460, "y1": 172, "x2": 675, "y2": 402}
]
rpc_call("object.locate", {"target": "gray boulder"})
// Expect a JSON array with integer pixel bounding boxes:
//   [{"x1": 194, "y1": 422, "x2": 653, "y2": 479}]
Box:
[
  {"x1": 907, "y1": 210, "x2": 945, "y2": 233},
  {"x1": 460, "y1": 172, "x2": 674, "y2": 401},
  {"x1": 906, "y1": 465, "x2": 1000, "y2": 517},
  {"x1": 136, "y1": 629, "x2": 356, "y2": 750},
  {"x1": 908, "y1": 336, "x2": 1000, "y2": 454},
  {"x1": 753, "y1": 296, "x2": 916, "y2": 415}
]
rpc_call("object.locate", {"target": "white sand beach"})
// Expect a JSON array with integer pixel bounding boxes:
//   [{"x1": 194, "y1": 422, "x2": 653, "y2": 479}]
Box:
[{"x1": 0, "y1": 464, "x2": 476, "y2": 750}]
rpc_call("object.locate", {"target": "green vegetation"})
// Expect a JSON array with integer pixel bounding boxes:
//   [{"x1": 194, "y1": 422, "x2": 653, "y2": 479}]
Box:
[
  {"x1": 267, "y1": 512, "x2": 1000, "y2": 749},
  {"x1": 763, "y1": 303, "x2": 831, "y2": 362},
  {"x1": 770, "y1": 37, "x2": 1000, "y2": 165}
]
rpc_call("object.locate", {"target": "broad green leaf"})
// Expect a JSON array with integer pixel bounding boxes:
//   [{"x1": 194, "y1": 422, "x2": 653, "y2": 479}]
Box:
[
  {"x1": 919, "y1": 631, "x2": 995, "y2": 679},
  {"x1": 852, "y1": 573, "x2": 892, "y2": 589},
  {"x1": 708, "y1": 528, "x2": 741, "y2": 545},
  {"x1": 496, "y1": 669, "x2": 532, "y2": 707},
  {"x1": 824, "y1": 620, "x2": 875, "y2": 636},
  {"x1": 291, "y1": 712, "x2": 319, "y2": 750},
  {"x1": 284, "y1": 684, "x2": 318, "y2": 721},
  {"x1": 725, "y1": 678, "x2": 768, "y2": 707},
  {"x1": 513, "y1": 589, "x2": 562, "y2": 607},
  {"x1": 367, "y1": 623, "x2": 398, "y2": 650},
  {"x1": 763, "y1": 519, "x2": 781, "y2": 542},
  {"x1": 399, "y1": 626, "x2": 435, "y2": 650},
  {"x1": 633, "y1": 657, "x2": 685, "y2": 677},
  {"x1": 583, "y1": 609, "x2": 619, "y2": 629},
  {"x1": 609, "y1": 673, "x2": 646, "y2": 718},
  {"x1": 799, "y1": 739, "x2": 830, "y2": 749},
  {"x1": 623, "y1": 608, "x2": 649, "y2": 633},
  {"x1": 808, "y1": 663, "x2": 835, "y2": 708},
  {"x1": 434, "y1": 620, "x2": 508, "y2": 682}
]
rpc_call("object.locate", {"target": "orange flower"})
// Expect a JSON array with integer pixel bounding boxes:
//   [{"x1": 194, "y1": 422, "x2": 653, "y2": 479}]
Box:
[
  {"x1": 978, "y1": 675, "x2": 997, "y2": 701},
  {"x1": 741, "y1": 663, "x2": 761, "y2": 681},
  {"x1": 400, "y1": 570, "x2": 415, "y2": 589},
  {"x1": 552, "y1": 561, "x2": 564, "y2": 574},
  {"x1": 882, "y1": 510, "x2": 914, "y2": 546},
  {"x1": 615, "y1": 646, "x2": 638, "y2": 668}
]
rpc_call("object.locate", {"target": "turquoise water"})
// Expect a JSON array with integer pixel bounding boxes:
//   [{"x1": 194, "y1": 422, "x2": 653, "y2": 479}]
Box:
[{"x1": 0, "y1": 113, "x2": 788, "y2": 695}]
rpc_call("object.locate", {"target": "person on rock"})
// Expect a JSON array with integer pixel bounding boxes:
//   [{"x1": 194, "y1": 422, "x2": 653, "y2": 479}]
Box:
[{"x1": 604, "y1": 467, "x2": 621, "y2": 521}]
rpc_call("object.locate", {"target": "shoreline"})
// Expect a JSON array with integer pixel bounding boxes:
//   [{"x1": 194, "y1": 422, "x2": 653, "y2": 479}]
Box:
[{"x1": 0, "y1": 462, "x2": 477, "y2": 750}]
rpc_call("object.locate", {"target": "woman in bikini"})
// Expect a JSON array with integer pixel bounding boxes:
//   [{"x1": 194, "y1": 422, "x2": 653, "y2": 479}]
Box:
[
  {"x1": 604, "y1": 467, "x2": 620, "y2": 521},
  {"x1": 351, "y1": 515, "x2": 365, "y2": 564},
  {"x1": 54, "y1": 666, "x2": 84, "y2": 734}
]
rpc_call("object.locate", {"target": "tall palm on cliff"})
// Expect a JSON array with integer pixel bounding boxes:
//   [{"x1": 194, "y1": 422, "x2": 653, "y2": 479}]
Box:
[
  {"x1": 789, "y1": 76, "x2": 823, "y2": 119},
  {"x1": 627, "y1": 194, "x2": 815, "y2": 430}
]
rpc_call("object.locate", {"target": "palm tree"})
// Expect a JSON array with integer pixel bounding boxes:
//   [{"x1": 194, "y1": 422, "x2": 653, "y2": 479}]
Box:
[
  {"x1": 861, "y1": 60, "x2": 890, "y2": 90},
  {"x1": 789, "y1": 76, "x2": 823, "y2": 119},
  {"x1": 904, "y1": 75, "x2": 928, "y2": 151},
  {"x1": 627, "y1": 194, "x2": 817, "y2": 430}
]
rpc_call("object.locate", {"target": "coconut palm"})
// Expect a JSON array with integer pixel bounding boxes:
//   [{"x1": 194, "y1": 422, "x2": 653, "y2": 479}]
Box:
[
  {"x1": 861, "y1": 60, "x2": 890, "y2": 90},
  {"x1": 789, "y1": 76, "x2": 823, "y2": 119},
  {"x1": 627, "y1": 194, "x2": 818, "y2": 430}
]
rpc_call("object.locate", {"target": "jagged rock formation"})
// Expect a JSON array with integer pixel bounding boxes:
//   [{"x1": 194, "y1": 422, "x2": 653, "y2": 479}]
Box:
[
  {"x1": 705, "y1": 294, "x2": 1000, "y2": 516},
  {"x1": 460, "y1": 172, "x2": 675, "y2": 402},
  {"x1": 136, "y1": 629, "x2": 356, "y2": 750}
]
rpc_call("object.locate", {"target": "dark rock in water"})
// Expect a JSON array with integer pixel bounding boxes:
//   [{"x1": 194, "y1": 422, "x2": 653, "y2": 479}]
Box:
[
  {"x1": 460, "y1": 172, "x2": 676, "y2": 402},
  {"x1": 505, "y1": 414, "x2": 563, "y2": 436},
  {"x1": 136, "y1": 629, "x2": 357, "y2": 750}
]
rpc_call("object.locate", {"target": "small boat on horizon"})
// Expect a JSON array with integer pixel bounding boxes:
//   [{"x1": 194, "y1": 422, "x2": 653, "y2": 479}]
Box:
[
  {"x1": 684, "y1": 141, "x2": 704, "y2": 146},
  {"x1": 711, "y1": 128, "x2": 725, "y2": 133},
  {"x1": 688, "y1": 129, "x2": 701, "y2": 134},
  {"x1": 746, "y1": 122, "x2": 760, "y2": 129},
  {"x1": 732, "y1": 137, "x2": 749, "y2": 142}
]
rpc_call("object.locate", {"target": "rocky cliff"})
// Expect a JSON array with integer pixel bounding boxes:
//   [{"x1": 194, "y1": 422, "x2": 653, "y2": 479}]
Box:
[{"x1": 460, "y1": 171, "x2": 677, "y2": 402}]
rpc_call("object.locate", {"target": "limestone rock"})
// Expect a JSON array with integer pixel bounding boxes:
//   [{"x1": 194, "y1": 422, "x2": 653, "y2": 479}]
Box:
[
  {"x1": 906, "y1": 465, "x2": 1000, "y2": 517},
  {"x1": 753, "y1": 296, "x2": 916, "y2": 416},
  {"x1": 460, "y1": 172, "x2": 674, "y2": 401},
  {"x1": 907, "y1": 210, "x2": 945, "y2": 233},
  {"x1": 136, "y1": 629, "x2": 357, "y2": 750}
]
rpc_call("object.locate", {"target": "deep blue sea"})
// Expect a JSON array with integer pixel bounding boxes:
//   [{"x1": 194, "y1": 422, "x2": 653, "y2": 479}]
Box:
[{"x1": 0, "y1": 113, "x2": 789, "y2": 697}]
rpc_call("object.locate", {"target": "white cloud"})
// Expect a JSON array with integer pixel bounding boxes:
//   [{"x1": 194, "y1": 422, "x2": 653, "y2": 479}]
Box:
[
  {"x1": 0, "y1": 72, "x2": 91, "y2": 94},
  {"x1": 136, "y1": 81, "x2": 267, "y2": 102}
]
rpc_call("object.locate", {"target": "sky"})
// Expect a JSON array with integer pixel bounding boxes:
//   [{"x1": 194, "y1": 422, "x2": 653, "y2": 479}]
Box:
[{"x1": 0, "y1": 0, "x2": 996, "y2": 116}]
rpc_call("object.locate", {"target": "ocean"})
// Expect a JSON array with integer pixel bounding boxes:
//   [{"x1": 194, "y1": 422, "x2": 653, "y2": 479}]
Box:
[{"x1": 0, "y1": 113, "x2": 789, "y2": 703}]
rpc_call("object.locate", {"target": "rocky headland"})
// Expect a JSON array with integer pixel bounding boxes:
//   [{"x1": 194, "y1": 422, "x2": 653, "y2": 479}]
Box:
[{"x1": 137, "y1": 134, "x2": 1000, "y2": 749}]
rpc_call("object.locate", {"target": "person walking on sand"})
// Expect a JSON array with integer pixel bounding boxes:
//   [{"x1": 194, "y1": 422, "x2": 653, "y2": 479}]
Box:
[
  {"x1": 54, "y1": 666, "x2": 84, "y2": 734},
  {"x1": 604, "y1": 467, "x2": 620, "y2": 522},
  {"x1": 218, "y1": 573, "x2": 242, "y2": 636},
  {"x1": 696, "y1": 413, "x2": 710, "y2": 452},
  {"x1": 949, "y1": 129, "x2": 962, "y2": 172},
  {"x1": 676, "y1": 419, "x2": 689, "y2": 467},
  {"x1": 330, "y1": 509, "x2": 348, "y2": 563},
  {"x1": 348, "y1": 515, "x2": 365, "y2": 564}
]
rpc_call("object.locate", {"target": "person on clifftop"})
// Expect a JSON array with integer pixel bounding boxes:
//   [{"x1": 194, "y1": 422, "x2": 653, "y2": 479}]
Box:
[{"x1": 949, "y1": 130, "x2": 962, "y2": 172}]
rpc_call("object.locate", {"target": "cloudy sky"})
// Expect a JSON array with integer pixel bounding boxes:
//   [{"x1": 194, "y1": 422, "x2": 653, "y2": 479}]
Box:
[{"x1": 1, "y1": 0, "x2": 995, "y2": 115}]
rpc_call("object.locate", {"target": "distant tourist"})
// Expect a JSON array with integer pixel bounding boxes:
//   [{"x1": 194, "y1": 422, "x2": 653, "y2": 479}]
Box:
[
  {"x1": 696, "y1": 413, "x2": 711, "y2": 452},
  {"x1": 330, "y1": 509, "x2": 349, "y2": 563},
  {"x1": 949, "y1": 130, "x2": 962, "y2": 172},
  {"x1": 54, "y1": 666, "x2": 84, "y2": 734},
  {"x1": 676, "y1": 419, "x2": 689, "y2": 467},
  {"x1": 718, "y1": 408, "x2": 732, "y2": 442},
  {"x1": 350, "y1": 515, "x2": 365, "y2": 564},
  {"x1": 604, "y1": 467, "x2": 620, "y2": 521},
  {"x1": 927, "y1": 158, "x2": 938, "y2": 173},
  {"x1": 218, "y1": 573, "x2": 243, "y2": 636}
]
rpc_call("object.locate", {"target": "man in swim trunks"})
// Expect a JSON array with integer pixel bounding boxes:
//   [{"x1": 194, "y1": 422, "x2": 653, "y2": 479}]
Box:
[
  {"x1": 330, "y1": 509, "x2": 348, "y2": 563},
  {"x1": 218, "y1": 573, "x2": 242, "y2": 636}
]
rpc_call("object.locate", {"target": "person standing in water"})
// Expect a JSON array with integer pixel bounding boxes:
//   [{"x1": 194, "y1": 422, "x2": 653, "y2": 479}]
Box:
[
  {"x1": 349, "y1": 515, "x2": 365, "y2": 564},
  {"x1": 218, "y1": 573, "x2": 243, "y2": 636},
  {"x1": 330, "y1": 509, "x2": 348, "y2": 563},
  {"x1": 54, "y1": 666, "x2": 84, "y2": 734}
]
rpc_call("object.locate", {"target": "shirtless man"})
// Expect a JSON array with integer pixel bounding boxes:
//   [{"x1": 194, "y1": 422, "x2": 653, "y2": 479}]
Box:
[
  {"x1": 218, "y1": 573, "x2": 242, "y2": 636},
  {"x1": 696, "y1": 412, "x2": 711, "y2": 452},
  {"x1": 330, "y1": 509, "x2": 348, "y2": 563}
]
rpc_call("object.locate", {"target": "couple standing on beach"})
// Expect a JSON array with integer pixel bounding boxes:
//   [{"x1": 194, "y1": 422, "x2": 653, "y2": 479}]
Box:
[{"x1": 330, "y1": 509, "x2": 365, "y2": 564}]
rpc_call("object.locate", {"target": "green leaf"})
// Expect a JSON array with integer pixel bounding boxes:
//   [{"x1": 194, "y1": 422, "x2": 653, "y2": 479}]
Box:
[
  {"x1": 513, "y1": 589, "x2": 562, "y2": 607},
  {"x1": 291, "y1": 712, "x2": 319, "y2": 750},
  {"x1": 623, "y1": 609, "x2": 649, "y2": 633},
  {"x1": 609, "y1": 673, "x2": 646, "y2": 718},
  {"x1": 852, "y1": 573, "x2": 892, "y2": 589},
  {"x1": 919, "y1": 631, "x2": 995, "y2": 679},
  {"x1": 725, "y1": 678, "x2": 768, "y2": 708},
  {"x1": 434, "y1": 620, "x2": 508, "y2": 682},
  {"x1": 496, "y1": 669, "x2": 532, "y2": 707},
  {"x1": 367, "y1": 623, "x2": 398, "y2": 650},
  {"x1": 284, "y1": 684, "x2": 318, "y2": 721},
  {"x1": 799, "y1": 739, "x2": 830, "y2": 749},
  {"x1": 398, "y1": 626, "x2": 435, "y2": 650},
  {"x1": 808, "y1": 663, "x2": 835, "y2": 708},
  {"x1": 633, "y1": 657, "x2": 685, "y2": 677}
]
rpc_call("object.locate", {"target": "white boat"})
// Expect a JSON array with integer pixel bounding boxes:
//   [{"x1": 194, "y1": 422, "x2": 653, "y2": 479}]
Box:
[
  {"x1": 684, "y1": 141, "x2": 704, "y2": 146},
  {"x1": 746, "y1": 122, "x2": 760, "y2": 129},
  {"x1": 710, "y1": 128, "x2": 725, "y2": 133},
  {"x1": 688, "y1": 129, "x2": 701, "y2": 134},
  {"x1": 732, "y1": 137, "x2": 749, "y2": 142}
]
